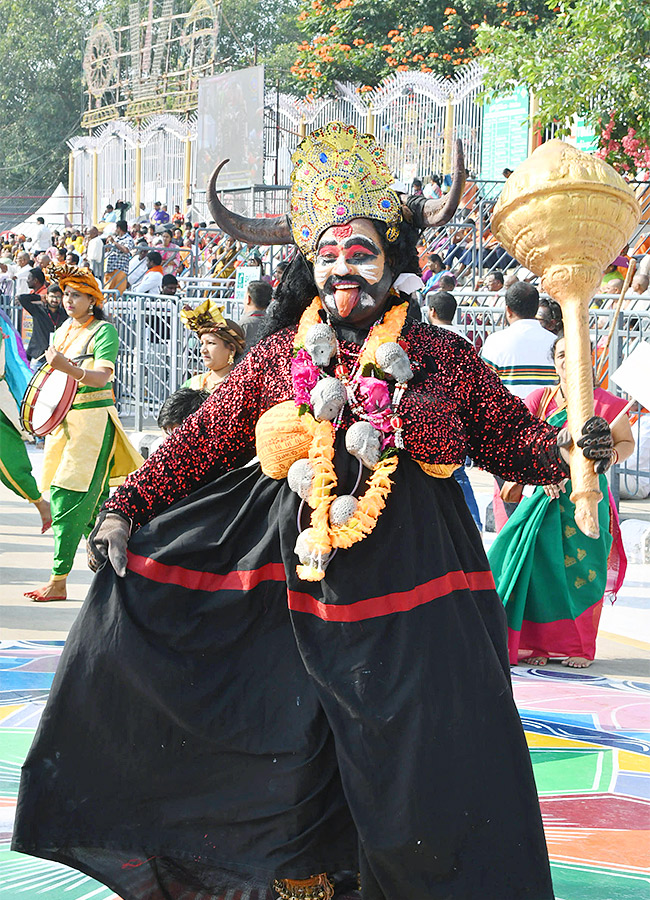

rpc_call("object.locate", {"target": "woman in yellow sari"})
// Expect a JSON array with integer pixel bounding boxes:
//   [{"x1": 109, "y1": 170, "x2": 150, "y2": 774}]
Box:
[{"x1": 24, "y1": 265, "x2": 142, "y2": 601}]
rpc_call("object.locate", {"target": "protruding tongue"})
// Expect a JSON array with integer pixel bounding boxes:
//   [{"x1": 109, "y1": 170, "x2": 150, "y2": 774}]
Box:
[{"x1": 333, "y1": 286, "x2": 359, "y2": 317}]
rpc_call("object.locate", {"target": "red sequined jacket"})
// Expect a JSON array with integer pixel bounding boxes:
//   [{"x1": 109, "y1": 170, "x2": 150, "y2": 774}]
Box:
[{"x1": 106, "y1": 322, "x2": 567, "y2": 530}]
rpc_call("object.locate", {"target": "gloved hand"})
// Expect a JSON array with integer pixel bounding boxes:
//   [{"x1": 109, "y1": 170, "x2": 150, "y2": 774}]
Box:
[
  {"x1": 556, "y1": 415, "x2": 615, "y2": 475},
  {"x1": 87, "y1": 511, "x2": 131, "y2": 576}
]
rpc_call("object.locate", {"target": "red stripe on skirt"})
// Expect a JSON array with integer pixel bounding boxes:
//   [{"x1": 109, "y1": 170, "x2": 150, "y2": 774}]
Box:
[
  {"x1": 288, "y1": 569, "x2": 496, "y2": 622},
  {"x1": 127, "y1": 551, "x2": 285, "y2": 592}
]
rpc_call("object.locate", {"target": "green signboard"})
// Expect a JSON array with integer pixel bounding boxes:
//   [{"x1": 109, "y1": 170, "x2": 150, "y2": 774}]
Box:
[{"x1": 480, "y1": 86, "x2": 530, "y2": 182}]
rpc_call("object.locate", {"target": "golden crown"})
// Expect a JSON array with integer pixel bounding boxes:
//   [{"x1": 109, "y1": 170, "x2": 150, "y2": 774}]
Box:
[{"x1": 290, "y1": 122, "x2": 402, "y2": 260}]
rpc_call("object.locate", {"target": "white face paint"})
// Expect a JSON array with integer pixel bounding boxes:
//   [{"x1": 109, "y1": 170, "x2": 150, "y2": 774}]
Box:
[{"x1": 313, "y1": 218, "x2": 393, "y2": 326}]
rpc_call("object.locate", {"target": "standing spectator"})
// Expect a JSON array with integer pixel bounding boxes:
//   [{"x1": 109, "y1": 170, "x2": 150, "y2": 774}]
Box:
[
  {"x1": 423, "y1": 174, "x2": 442, "y2": 199},
  {"x1": 536, "y1": 297, "x2": 563, "y2": 334},
  {"x1": 157, "y1": 230, "x2": 179, "y2": 275},
  {"x1": 0, "y1": 258, "x2": 14, "y2": 302},
  {"x1": 104, "y1": 220, "x2": 134, "y2": 295},
  {"x1": 480, "y1": 282, "x2": 556, "y2": 399},
  {"x1": 425, "y1": 290, "x2": 467, "y2": 338},
  {"x1": 150, "y1": 202, "x2": 170, "y2": 226},
  {"x1": 137, "y1": 251, "x2": 164, "y2": 294},
  {"x1": 127, "y1": 241, "x2": 150, "y2": 289},
  {"x1": 86, "y1": 226, "x2": 104, "y2": 281},
  {"x1": 17, "y1": 277, "x2": 67, "y2": 367},
  {"x1": 172, "y1": 205, "x2": 184, "y2": 225},
  {"x1": 239, "y1": 279, "x2": 272, "y2": 350},
  {"x1": 31, "y1": 217, "x2": 52, "y2": 253},
  {"x1": 13, "y1": 251, "x2": 33, "y2": 296},
  {"x1": 161, "y1": 274, "x2": 179, "y2": 296}
]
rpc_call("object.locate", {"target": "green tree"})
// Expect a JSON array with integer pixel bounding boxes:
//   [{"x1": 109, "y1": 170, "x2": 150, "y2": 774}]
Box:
[
  {"x1": 0, "y1": 0, "x2": 104, "y2": 194},
  {"x1": 476, "y1": 0, "x2": 650, "y2": 174},
  {"x1": 281, "y1": 0, "x2": 552, "y2": 97}
]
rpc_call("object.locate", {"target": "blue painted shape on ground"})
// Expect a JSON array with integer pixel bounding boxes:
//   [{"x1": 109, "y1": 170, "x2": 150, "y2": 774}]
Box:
[
  {"x1": 0, "y1": 673, "x2": 54, "y2": 691},
  {"x1": 520, "y1": 717, "x2": 650, "y2": 756},
  {"x1": 614, "y1": 771, "x2": 650, "y2": 800}
]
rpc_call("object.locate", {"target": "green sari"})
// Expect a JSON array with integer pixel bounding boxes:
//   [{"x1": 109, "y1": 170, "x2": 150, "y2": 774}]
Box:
[{"x1": 488, "y1": 408, "x2": 612, "y2": 663}]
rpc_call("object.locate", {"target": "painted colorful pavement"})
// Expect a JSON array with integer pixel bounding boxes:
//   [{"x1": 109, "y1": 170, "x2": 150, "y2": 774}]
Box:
[{"x1": 0, "y1": 641, "x2": 648, "y2": 899}]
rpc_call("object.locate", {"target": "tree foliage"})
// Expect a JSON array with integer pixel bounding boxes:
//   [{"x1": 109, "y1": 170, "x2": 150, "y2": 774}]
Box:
[
  {"x1": 280, "y1": 0, "x2": 553, "y2": 96},
  {"x1": 476, "y1": 0, "x2": 650, "y2": 173},
  {"x1": 0, "y1": 0, "x2": 101, "y2": 194}
]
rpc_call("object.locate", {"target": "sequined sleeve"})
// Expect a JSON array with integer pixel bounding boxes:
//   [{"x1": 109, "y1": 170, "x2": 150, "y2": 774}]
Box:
[
  {"x1": 104, "y1": 330, "x2": 294, "y2": 529},
  {"x1": 402, "y1": 324, "x2": 568, "y2": 483}
]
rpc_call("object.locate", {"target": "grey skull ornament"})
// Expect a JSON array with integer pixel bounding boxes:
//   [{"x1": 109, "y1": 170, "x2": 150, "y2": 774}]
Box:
[
  {"x1": 295, "y1": 528, "x2": 332, "y2": 568},
  {"x1": 329, "y1": 494, "x2": 359, "y2": 526},
  {"x1": 375, "y1": 342, "x2": 413, "y2": 382},
  {"x1": 287, "y1": 458, "x2": 314, "y2": 502},
  {"x1": 345, "y1": 420, "x2": 382, "y2": 469},
  {"x1": 305, "y1": 323, "x2": 337, "y2": 367},
  {"x1": 310, "y1": 377, "x2": 347, "y2": 421}
]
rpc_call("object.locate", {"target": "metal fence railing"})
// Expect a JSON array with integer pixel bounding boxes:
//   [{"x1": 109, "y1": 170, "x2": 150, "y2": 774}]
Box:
[{"x1": 451, "y1": 297, "x2": 650, "y2": 504}]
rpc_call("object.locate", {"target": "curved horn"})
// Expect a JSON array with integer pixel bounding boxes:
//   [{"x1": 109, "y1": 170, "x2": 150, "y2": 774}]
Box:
[
  {"x1": 400, "y1": 139, "x2": 466, "y2": 229},
  {"x1": 207, "y1": 160, "x2": 293, "y2": 245}
]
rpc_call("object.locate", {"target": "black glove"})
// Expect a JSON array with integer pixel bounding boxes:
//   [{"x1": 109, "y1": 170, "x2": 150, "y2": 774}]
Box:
[
  {"x1": 576, "y1": 415, "x2": 614, "y2": 474},
  {"x1": 87, "y1": 510, "x2": 131, "y2": 576}
]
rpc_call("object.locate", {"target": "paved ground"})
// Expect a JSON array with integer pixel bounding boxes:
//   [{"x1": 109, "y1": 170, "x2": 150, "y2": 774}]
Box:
[{"x1": 1, "y1": 445, "x2": 649, "y2": 899}]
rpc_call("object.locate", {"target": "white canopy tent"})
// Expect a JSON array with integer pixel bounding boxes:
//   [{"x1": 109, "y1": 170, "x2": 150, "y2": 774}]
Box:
[{"x1": 14, "y1": 183, "x2": 72, "y2": 239}]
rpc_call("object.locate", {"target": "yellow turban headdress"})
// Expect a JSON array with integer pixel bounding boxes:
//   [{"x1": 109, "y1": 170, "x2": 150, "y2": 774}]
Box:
[{"x1": 47, "y1": 264, "x2": 105, "y2": 308}]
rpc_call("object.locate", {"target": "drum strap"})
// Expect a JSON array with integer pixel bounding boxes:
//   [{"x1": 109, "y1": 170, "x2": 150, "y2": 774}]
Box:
[{"x1": 72, "y1": 390, "x2": 114, "y2": 405}]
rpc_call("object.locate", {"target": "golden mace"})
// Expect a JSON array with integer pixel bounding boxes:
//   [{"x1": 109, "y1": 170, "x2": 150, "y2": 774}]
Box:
[{"x1": 491, "y1": 140, "x2": 640, "y2": 539}]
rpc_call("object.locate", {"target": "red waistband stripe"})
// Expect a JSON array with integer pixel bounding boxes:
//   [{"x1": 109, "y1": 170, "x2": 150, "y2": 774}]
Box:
[
  {"x1": 126, "y1": 552, "x2": 285, "y2": 593},
  {"x1": 287, "y1": 569, "x2": 496, "y2": 622}
]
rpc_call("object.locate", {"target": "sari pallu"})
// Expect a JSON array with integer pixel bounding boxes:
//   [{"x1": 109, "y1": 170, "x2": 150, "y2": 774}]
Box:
[{"x1": 488, "y1": 400, "x2": 626, "y2": 664}]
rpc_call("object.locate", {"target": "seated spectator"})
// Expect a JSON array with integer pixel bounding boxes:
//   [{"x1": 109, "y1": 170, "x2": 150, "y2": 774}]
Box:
[
  {"x1": 128, "y1": 241, "x2": 150, "y2": 288},
  {"x1": 503, "y1": 273, "x2": 519, "y2": 290},
  {"x1": 630, "y1": 272, "x2": 649, "y2": 297},
  {"x1": 158, "y1": 387, "x2": 210, "y2": 435},
  {"x1": 137, "y1": 251, "x2": 164, "y2": 294},
  {"x1": 436, "y1": 273, "x2": 456, "y2": 293},
  {"x1": 272, "y1": 259, "x2": 289, "y2": 287},
  {"x1": 240, "y1": 280, "x2": 272, "y2": 350},
  {"x1": 600, "y1": 262, "x2": 624, "y2": 295}
]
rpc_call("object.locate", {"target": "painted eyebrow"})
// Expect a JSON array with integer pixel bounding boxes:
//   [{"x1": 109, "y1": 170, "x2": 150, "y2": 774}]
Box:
[{"x1": 317, "y1": 236, "x2": 379, "y2": 253}]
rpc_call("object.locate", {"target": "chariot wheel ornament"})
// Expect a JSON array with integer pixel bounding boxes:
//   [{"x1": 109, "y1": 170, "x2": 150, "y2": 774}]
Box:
[{"x1": 84, "y1": 19, "x2": 118, "y2": 98}]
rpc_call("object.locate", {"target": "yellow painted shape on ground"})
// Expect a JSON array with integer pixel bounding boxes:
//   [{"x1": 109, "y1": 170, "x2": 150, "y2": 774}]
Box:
[
  {"x1": 0, "y1": 705, "x2": 24, "y2": 722},
  {"x1": 525, "y1": 732, "x2": 605, "y2": 751},
  {"x1": 618, "y1": 750, "x2": 650, "y2": 774}
]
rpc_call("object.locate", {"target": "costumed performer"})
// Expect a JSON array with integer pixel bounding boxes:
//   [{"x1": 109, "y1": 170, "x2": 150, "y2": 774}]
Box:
[
  {"x1": 13, "y1": 124, "x2": 615, "y2": 900},
  {"x1": 488, "y1": 335, "x2": 634, "y2": 668},
  {"x1": 181, "y1": 299, "x2": 246, "y2": 392},
  {"x1": 0, "y1": 310, "x2": 51, "y2": 530},
  {"x1": 23, "y1": 265, "x2": 143, "y2": 602}
]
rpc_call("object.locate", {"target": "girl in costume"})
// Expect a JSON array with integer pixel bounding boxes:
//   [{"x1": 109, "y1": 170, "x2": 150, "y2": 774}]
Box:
[
  {"x1": 488, "y1": 335, "x2": 634, "y2": 668},
  {"x1": 0, "y1": 310, "x2": 51, "y2": 530},
  {"x1": 14, "y1": 126, "x2": 615, "y2": 900},
  {"x1": 23, "y1": 265, "x2": 142, "y2": 602},
  {"x1": 181, "y1": 299, "x2": 246, "y2": 392}
]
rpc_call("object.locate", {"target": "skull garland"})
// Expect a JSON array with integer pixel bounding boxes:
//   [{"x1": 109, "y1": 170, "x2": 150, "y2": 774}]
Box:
[
  {"x1": 304, "y1": 323, "x2": 337, "y2": 367},
  {"x1": 310, "y1": 377, "x2": 348, "y2": 422},
  {"x1": 345, "y1": 421, "x2": 383, "y2": 469},
  {"x1": 375, "y1": 342, "x2": 413, "y2": 383}
]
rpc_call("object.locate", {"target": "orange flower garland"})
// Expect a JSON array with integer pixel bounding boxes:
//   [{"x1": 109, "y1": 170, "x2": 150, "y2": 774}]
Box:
[{"x1": 292, "y1": 297, "x2": 408, "y2": 581}]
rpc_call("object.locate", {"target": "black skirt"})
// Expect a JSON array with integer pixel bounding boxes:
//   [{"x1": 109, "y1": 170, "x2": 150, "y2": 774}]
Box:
[{"x1": 12, "y1": 456, "x2": 554, "y2": 900}]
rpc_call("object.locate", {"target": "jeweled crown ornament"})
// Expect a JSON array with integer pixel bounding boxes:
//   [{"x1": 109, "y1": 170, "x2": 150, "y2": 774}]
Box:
[
  {"x1": 492, "y1": 139, "x2": 641, "y2": 539},
  {"x1": 289, "y1": 123, "x2": 402, "y2": 260}
]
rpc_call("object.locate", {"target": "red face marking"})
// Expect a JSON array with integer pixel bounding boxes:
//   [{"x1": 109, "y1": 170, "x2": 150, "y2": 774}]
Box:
[
  {"x1": 333, "y1": 224, "x2": 353, "y2": 239},
  {"x1": 344, "y1": 243, "x2": 376, "y2": 257}
]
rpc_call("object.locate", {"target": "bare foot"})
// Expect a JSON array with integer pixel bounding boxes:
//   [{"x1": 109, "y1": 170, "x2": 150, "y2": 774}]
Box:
[
  {"x1": 562, "y1": 657, "x2": 593, "y2": 668},
  {"x1": 522, "y1": 656, "x2": 549, "y2": 666},
  {"x1": 34, "y1": 498, "x2": 52, "y2": 533},
  {"x1": 24, "y1": 579, "x2": 67, "y2": 602}
]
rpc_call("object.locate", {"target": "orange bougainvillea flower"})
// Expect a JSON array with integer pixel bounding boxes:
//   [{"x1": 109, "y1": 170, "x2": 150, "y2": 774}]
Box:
[
  {"x1": 421, "y1": 24, "x2": 434, "y2": 32},
  {"x1": 397, "y1": 65, "x2": 409, "y2": 71},
  {"x1": 444, "y1": 6, "x2": 457, "y2": 13},
  {"x1": 421, "y1": 66, "x2": 432, "y2": 72},
  {"x1": 353, "y1": 37, "x2": 364, "y2": 45},
  {"x1": 381, "y1": 44, "x2": 393, "y2": 51}
]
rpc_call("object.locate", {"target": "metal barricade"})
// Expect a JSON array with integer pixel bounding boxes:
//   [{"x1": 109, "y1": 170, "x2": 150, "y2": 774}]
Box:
[{"x1": 452, "y1": 293, "x2": 650, "y2": 510}]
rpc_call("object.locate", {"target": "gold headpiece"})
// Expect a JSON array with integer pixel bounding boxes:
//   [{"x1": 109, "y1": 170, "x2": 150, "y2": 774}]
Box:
[
  {"x1": 180, "y1": 299, "x2": 227, "y2": 333},
  {"x1": 180, "y1": 299, "x2": 246, "y2": 354},
  {"x1": 290, "y1": 122, "x2": 402, "y2": 260}
]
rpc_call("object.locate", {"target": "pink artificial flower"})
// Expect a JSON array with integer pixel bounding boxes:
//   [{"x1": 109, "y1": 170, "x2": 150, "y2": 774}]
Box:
[
  {"x1": 358, "y1": 376, "x2": 390, "y2": 413},
  {"x1": 291, "y1": 349, "x2": 320, "y2": 407},
  {"x1": 358, "y1": 376, "x2": 393, "y2": 431}
]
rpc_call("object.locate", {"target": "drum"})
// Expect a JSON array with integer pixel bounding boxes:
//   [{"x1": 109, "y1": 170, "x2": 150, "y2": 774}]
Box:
[{"x1": 20, "y1": 364, "x2": 78, "y2": 437}]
